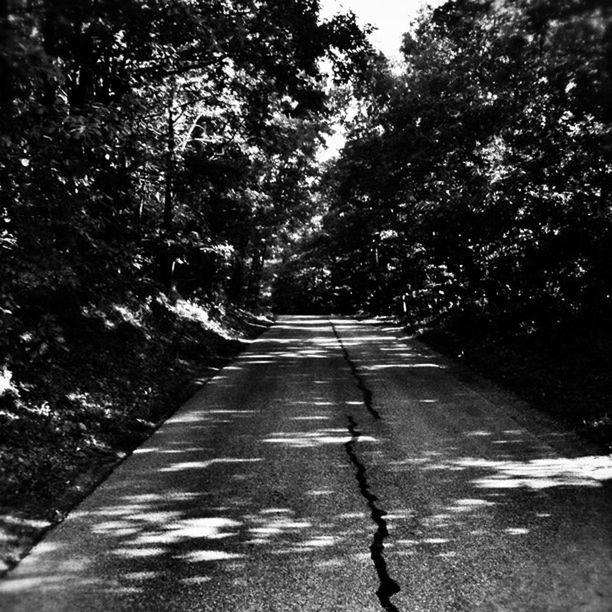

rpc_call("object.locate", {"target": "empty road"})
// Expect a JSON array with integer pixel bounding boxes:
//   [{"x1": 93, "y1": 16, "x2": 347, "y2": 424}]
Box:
[{"x1": 1, "y1": 316, "x2": 612, "y2": 611}]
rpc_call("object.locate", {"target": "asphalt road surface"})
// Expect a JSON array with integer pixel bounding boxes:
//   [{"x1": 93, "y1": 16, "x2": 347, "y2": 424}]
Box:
[{"x1": 2, "y1": 316, "x2": 612, "y2": 611}]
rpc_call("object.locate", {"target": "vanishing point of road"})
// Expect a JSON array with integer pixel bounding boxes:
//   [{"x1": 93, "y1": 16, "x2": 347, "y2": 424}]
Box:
[{"x1": 1, "y1": 316, "x2": 612, "y2": 611}]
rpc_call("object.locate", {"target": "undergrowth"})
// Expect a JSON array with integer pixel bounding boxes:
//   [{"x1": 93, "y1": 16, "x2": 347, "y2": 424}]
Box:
[
  {"x1": 419, "y1": 317, "x2": 612, "y2": 453},
  {"x1": 0, "y1": 294, "x2": 270, "y2": 574}
]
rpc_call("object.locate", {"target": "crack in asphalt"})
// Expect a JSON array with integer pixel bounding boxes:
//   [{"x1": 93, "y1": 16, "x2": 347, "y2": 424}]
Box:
[
  {"x1": 345, "y1": 415, "x2": 401, "y2": 612},
  {"x1": 330, "y1": 321, "x2": 381, "y2": 420},
  {"x1": 331, "y1": 321, "x2": 400, "y2": 611}
]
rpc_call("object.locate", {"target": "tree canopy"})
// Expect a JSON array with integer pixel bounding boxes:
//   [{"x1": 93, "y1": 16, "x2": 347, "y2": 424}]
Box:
[
  {"x1": 275, "y1": 0, "x2": 612, "y2": 341},
  {"x1": 3, "y1": 0, "x2": 612, "y2": 366},
  {"x1": 0, "y1": 0, "x2": 371, "y2": 368}
]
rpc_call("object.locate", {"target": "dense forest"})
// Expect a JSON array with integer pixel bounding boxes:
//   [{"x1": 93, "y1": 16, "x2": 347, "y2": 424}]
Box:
[
  {"x1": 278, "y1": 0, "x2": 612, "y2": 328},
  {"x1": 0, "y1": 0, "x2": 371, "y2": 570},
  {"x1": 274, "y1": 0, "x2": 612, "y2": 450},
  {"x1": 0, "y1": 0, "x2": 369, "y2": 352},
  {"x1": 1, "y1": 0, "x2": 611, "y2": 572}
]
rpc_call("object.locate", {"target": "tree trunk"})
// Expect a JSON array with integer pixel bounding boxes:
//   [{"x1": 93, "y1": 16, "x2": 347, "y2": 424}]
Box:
[
  {"x1": 228, "y1": 235, "x2": 249, "y2": 305},
  {"x1": 163, "y1": 87, "x2": 175, "y2": 235},
  {"x1": 0, "y1": 0, "x2": 13, "y2": 118},
  {"x1": 40, "y1": 0, "x2": 59, "y2": 108},
  {"x1": 0, "y1": 0, "x2": 13, "y2": 206},
  {"x1": 161, "y1": 84, "x2": 177, "y2": 293},
  {"x1": 246, "y1": 240, "x2": 268, "y2": 307},
  {"x1": 372, "y1": 244, "x2": 382, "y2": 313}
]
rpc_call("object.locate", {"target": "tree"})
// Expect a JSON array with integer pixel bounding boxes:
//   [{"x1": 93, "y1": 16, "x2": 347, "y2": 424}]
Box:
[
  {"x1": 0, "y1": 0, "x2": 371, "y2": 370},
  {"x1": 280, "y1": 0, "x2": 612, "y2": 335}
]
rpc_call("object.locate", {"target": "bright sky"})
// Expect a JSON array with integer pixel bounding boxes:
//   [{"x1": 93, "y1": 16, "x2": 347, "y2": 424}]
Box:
[
  {"x1": 317, "y1": 0, "x2": 447, "y2": 161},
  {"x1": 319, "y1": 0, "x2": 446, "y2": 60}
]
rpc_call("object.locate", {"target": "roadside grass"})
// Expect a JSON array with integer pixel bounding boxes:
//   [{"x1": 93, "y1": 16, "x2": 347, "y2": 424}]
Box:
[
  {"x1": 419, "y1": 320, "x2": 612, "y2": 453},
  {"x1": 0, "y1": 296, "x2": 270, "y2": 575}
]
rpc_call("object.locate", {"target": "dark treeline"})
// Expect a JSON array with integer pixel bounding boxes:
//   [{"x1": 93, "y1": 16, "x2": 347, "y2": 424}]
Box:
[
  {"x1": 0, "y1": 1, "x2": 374, "y2": 548},
  {"x1": 1, "y1": 0, "x2": 612, "y2": 565},
  {"x1": 277, "y1": 0, "x2": 612, "y2": 341},
  {"x1": 3, "y1": 0, "x2": 612, "y2": 423},
  {"x1": 0, "y1": 0, "x2": 369, "y2": 370}
]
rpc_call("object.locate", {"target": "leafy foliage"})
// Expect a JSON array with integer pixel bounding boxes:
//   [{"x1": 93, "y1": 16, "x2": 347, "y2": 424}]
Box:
[
  {"x1": 0, "y1": 0, "x2": 370, "y2": 372},
  {"x1": 277, "y1": 0, "x2": 612, "y2": 338},
  {"x1": 0, "y1": 3, "x2": 370, "y2": 560}
]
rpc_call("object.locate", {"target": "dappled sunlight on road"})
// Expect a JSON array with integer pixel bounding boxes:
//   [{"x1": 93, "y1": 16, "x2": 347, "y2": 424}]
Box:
[
  {"x1": 2, "y1": 316, "x2": 612, "y2": 611},
  {"x1": 328, "y1": 317, "x2": 612, "y2": 609},
  {"x1": 262, "y1": 428, "x2": 378, "y2": 449},
  {"x1": 159, "y1": 457, "x2": 263, "y2": 473},
  {"x1": 456, "y1": 455, "x2": 612, "y2": 489},
  {"x1": 0, "y1": 316, "x2": 385, "y2": 607},
  {"x1": 363, "y1": 364, "x2": 445, "y2": 371}
]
